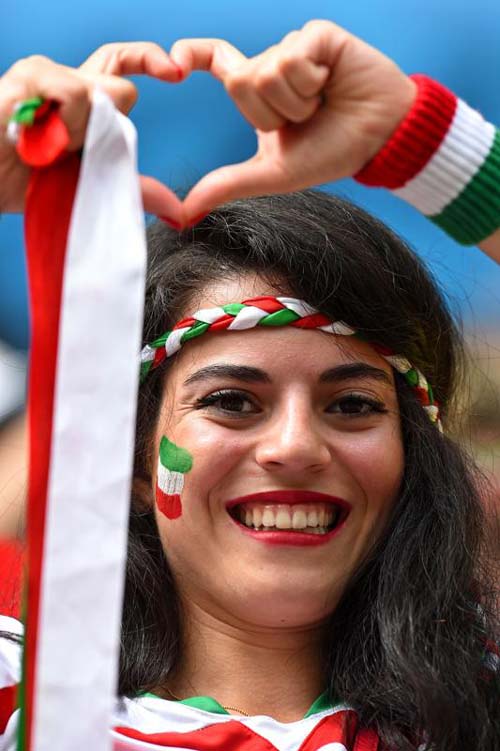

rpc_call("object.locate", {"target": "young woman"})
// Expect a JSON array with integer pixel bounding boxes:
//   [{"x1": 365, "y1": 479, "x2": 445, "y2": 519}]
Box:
[{"x1": 0, "y1": 19, "x2": 498, "y2": 751}]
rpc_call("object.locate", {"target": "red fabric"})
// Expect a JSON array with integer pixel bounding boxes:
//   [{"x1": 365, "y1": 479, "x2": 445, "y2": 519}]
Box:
[
  {"x1": 355, "y1": 74, "x2": 457, "y2": 188},
  {"x1": 173, "y1": 317, "x2": 197, "y2": 330},
  {"x1": 242, "y1": 296, "x2": 285, "y2": 313},
  {"x1": 209, "y1": 314, "x2": 236, "y2": 331},
  {"x1": 0, "y1": 684, "x2": 17, "y2": 735},
  {"x1": 23, "y1": 151, "x2": 81, "y2": 749},
  {"x1": 292, "y1": 314, "x2": 331, "y2": 328},
  {"x1": 115, "y1": 720, "x2": 279, "y2": 751},
  {"x1": 0, "y1": 540, "x2": 24, "y2": 618},
  {"x1": 115, "y1": 710, "x2": 381, "y2": 750},
  {"x1": 17, "y1": 101, "x2": 70, "y2": 168}
]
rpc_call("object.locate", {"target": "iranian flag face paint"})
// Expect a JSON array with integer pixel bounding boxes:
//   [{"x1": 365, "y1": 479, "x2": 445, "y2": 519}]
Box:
[{"x1": 156, "y1": 437, "x2": 193, "y2": 519}]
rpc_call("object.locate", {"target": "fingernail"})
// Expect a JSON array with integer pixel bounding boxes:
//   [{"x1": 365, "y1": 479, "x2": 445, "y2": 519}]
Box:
[
  {"x1": 188, "y1": 212, "x2": 208, "y2": 227},
  {"x1": 159, "y1": 216, "x2": 183, "y2": 231},
  {"x1": 172, "y1": 63, "x2": 184, "y2": 82}
]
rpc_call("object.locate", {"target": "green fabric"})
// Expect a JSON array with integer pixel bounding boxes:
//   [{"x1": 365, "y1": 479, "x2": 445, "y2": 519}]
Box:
[
  {"x1": 181, "y1": 321, "x2": 210, "y2": 341},
  {"x1": 223, "y1": 303, "x2": 246, "y2": 315},
  {"x1": 151, "y1": 332, "x2": 169, "y2": 348},
  {"x1": 259, "y1": 309, "x2": 300, "y2": 326},
  {"x1": 303, "y1": 691, "x2": 334, "y2": 718},
  {"x1": 140, "y1": 690, "x2": 336, "y2": 718},
  {"x1": 10, "y1": 97, "x2": 44, "y2": 126},
  {"x1": 431, "y1": 128, "x2": 500, "y2": 245}
]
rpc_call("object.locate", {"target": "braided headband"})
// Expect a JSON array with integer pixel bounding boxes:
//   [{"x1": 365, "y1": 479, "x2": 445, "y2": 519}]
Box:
[{"x1": 140, "y1": 295, "x2": 441, "y2": 429}]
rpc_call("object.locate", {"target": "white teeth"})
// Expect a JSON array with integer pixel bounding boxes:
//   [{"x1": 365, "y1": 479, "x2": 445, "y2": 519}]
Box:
[
  {"x1": 276, "y1": 509, "x2": 291, "y2": 529},
  {"x1": 233, "y1": 501, "x2": 344, "y2": 534},
  {"x1": 307, "y1": 510, "x2": 319, "y2": 527},
  {"x1": 253, "y1": 506, "x2": 263, "y2": 527},
  {"x1": 292, "y1": 509, "x2": 307, "y2": 529},
  {"x1": 262, "y1": 509, "x2": 275, "y2": 527}
]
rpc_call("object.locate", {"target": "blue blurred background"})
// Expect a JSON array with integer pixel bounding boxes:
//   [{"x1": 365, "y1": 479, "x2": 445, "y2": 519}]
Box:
[{"x1": 1, "y1": 0, "x2": 500, "y2": 355}]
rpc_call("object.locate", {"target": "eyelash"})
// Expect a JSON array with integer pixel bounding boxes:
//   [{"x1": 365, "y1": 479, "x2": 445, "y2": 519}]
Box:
[{"x1": 194, "y1": 389, "x2": 388, "y2": 417}]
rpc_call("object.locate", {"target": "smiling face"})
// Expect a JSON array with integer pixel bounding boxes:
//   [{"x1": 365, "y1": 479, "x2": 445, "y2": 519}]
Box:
[{"x1": 152, "y1": 276, "x2": 405, "y2": 629}]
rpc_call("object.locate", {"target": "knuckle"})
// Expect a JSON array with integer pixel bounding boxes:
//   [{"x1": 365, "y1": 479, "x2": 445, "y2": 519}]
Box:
[
  {"x1": 94, "y1": 42, "x2": 117, "y2": 55},
  {"x1": 303, "y1": 18, "x2": 333, "y2": 34},
  {"x1": 279, "y1": 54, "x2": 300, "y2": 75},
  {"x1": 225, "y1": 70, "x2": 247, "y2": 97},
  {"x1": 24, "y1": 54, "x2": 51, "y2": 65},
  {"x1": 10, "y1": 54, "x2": 50, "y2": 74},
  {"x1": 255, "y1": 68, "x2": 279, "y2": 94}
]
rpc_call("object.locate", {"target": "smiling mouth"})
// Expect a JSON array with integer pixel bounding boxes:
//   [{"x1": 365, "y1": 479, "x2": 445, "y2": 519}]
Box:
[{"x1": 226, "y1": 491, "x2": 351, "y2": 536}]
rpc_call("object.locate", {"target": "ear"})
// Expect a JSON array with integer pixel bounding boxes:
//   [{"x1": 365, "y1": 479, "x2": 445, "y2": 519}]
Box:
[{"x1": 132, "y1": 475, "x2": 155, "y2": 511}]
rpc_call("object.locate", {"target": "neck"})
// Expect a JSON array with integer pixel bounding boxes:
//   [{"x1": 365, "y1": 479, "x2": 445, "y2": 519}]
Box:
[{"x1": 158, "y1": 600, "x2": 327, "y2": 722}]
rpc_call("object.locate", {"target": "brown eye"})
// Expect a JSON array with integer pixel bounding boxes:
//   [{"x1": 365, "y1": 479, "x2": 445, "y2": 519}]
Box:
[
  {"x1": 328, "y1": 395, "x2": 387, "y2": 416},
  {"x1": 195, "y1": 390, "x2": 258, "y2": 415}
]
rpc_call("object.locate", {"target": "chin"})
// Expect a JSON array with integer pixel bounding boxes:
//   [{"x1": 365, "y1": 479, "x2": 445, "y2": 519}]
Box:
[{"x1": 226, "y1": 583, "x2": 341, "y2": 628}]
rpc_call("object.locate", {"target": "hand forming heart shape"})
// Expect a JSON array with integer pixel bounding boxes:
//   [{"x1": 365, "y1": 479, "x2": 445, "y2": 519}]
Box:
[{"x1": 2, "y1": 24, "x2": 416, "y2": 227}]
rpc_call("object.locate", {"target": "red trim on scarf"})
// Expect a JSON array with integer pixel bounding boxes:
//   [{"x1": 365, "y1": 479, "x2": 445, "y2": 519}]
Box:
[
  {"x1": 115, "y1": 720, "x2": 280, "y2": 750},
  {"x1": 115, "y1": 709, "x2": 381, "y2": 750},
  {"x1": 24, "y1": 154, "x2": 81, "y2": 749}
]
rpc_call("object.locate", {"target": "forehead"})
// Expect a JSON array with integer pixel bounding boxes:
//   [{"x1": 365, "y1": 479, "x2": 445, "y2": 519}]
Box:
[{"x1": 169, "y1": 276, "x2": 393, "y2": 380}]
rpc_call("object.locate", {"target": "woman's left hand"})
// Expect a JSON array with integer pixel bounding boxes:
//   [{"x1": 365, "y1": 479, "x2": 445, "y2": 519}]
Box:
[{"x1": 170, "y1": 20, "x2": 416, "y2": 225}]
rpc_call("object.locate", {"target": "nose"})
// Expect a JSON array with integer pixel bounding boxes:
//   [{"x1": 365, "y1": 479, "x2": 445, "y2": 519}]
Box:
[{"x1": 255, "y1": 395, "x2": 332, "y2": 475}]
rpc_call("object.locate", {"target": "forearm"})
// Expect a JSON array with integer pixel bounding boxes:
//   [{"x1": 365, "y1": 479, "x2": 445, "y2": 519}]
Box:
[
  {"x1": 0, "y1": 413, "x2": 26, "y2": 540},
  {"x1": 479, "y1": 227, "x2": 500, "y2": 263}
]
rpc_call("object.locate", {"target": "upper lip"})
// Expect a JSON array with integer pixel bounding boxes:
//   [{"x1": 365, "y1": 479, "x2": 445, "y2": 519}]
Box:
[{"x1": 225, "y1": 490, "x2": 351, "y2": 512}]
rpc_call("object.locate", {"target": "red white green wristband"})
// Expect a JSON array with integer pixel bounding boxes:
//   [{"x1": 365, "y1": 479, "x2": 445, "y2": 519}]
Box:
[{"x1": 355, "y1": 74, "x2": 500, "y2": 246}]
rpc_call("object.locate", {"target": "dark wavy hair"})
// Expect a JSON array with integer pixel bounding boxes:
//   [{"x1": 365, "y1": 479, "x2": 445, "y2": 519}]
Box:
[{"x1": 120, "y1": 190, "x2": 499, "y2": 750}]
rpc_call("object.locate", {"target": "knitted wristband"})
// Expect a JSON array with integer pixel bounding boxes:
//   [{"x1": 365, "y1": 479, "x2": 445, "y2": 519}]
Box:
[{"x1": 355, "y1": 74, "x2": 500, "y2": 246}]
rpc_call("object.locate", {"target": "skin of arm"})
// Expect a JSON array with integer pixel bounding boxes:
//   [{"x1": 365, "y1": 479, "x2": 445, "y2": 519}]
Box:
[
  {"x1": 0, "y1": 413, "x2": 26, "y2": 539},
  {"x1": 479, "y1": 227, "x2": 500, "y2": 264}
]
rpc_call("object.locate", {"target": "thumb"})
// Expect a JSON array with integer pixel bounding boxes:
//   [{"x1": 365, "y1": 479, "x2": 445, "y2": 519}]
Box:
[{"x1": 182, "y1": 155, "x2": 291, "y2": 221}]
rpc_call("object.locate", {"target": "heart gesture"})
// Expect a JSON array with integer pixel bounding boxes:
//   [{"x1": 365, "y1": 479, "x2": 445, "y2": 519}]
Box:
[
  {"x1": 0, "y1": 21, "x2": 416, "y2": 227},
  {"x1": 172, "y1": 20, "x2": 416, "y2": 224}
]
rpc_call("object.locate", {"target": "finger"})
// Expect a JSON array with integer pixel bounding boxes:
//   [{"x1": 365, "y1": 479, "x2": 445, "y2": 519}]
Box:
[
  {"x1": 282, "y1": 57, "x2": 330, "y2": 99},
  {"x1": 80, "y1": 41, "x2": 182, "y2": 82},
  {"x1": 225, "y1": 74, "x2": 287, "y2": 131},
  {"x1": 169, "y1": 38, "x2": 246, "y2": 81},
  {"x1": 139, "y1": 174, "x2": 186, "y2": 224},
  {"x1": 182, "y1": 153, "x2": 293, "y2": 221},
  {"x1": 77, "y1": 72, "x2": 138, "y2": 113},
  {"x1": 254, "y1": 66, "x2": 322, "y2": 123}
]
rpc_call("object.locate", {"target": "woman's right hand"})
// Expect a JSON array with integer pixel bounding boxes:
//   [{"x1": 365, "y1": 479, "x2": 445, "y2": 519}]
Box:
[{"x1": 0, "y1": 43, "x2": 185, "y2": 220}]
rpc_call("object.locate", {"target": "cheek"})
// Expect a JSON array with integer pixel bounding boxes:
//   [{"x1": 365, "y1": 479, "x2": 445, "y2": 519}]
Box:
[
  {"x1": 155, "y1": 436, "x2": 194, "y2": 520},
  {"x1": 339, "y1": 425, "x2": 404, "y2": 508}
]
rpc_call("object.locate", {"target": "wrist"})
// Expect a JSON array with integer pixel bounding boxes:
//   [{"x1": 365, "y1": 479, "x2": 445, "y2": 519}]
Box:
[{"x1": 355, "y1": 74, "x2": 500, "y2": 246}]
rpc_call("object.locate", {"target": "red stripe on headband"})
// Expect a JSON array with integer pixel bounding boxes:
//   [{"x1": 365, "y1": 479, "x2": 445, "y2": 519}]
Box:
[
  {"x1": 292, "y1": 313, "x2": 331, "y2": 328},
  {"x1": 242, "y1": 296, "x2": 285, "y2": 313},
  {"x1": 209, "y1": 315, "x2": 235, "y2": 331}
]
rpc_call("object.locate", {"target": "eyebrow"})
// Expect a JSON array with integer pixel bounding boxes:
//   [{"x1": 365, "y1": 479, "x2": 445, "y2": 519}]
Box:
[{"x1": 183, "y1": 362, "x2": 392, "y2": 387}]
